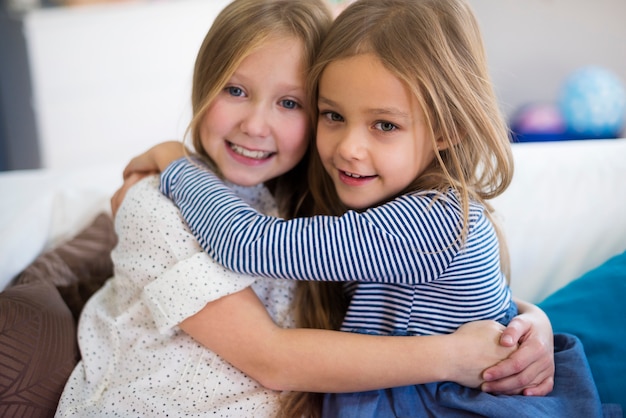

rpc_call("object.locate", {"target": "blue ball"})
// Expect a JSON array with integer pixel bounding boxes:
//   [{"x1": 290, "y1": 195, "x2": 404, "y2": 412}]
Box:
[{"x1": 559, "y1": 66, "x2": 626, "y2": 139}]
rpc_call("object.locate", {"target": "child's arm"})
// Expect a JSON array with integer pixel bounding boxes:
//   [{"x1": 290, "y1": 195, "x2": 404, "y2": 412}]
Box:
[
  {"x1": 120, "y1": 146, "x2": 554, "y2": 394},
  {"x1": 123, "y1": 140, "x2": 188, "y2": 179},
  {"x1": 161, "y1": 158, "x2": 466, "y2": 284},
  {"x1": 179, "y1": 285, "x2": 516, "y2": 392},
  {"x1": 112, "y1": 141, "x2": 188, "y2": 217}
]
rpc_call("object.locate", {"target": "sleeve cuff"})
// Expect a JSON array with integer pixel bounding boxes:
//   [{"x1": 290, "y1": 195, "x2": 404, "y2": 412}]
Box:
[{"x1": 142, "y1": 251, "x2": 256, "y2": 334}]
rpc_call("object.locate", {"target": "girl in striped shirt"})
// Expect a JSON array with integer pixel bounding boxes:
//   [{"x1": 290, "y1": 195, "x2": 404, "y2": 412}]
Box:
[{"x1": 125, "y1": 0, "x2": 608, "y2": 416}]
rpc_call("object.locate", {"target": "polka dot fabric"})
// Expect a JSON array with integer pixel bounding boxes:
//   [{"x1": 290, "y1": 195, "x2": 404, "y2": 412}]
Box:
[{"x1": 56, "y1": 176, "x2": 295, "y2": 417}]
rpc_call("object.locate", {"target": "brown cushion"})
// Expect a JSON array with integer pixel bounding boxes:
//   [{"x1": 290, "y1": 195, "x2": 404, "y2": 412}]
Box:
[
  {"x1": 16, "y1": 213, "x2": 117, "y2": 321},
  {"x1": 0, "y1": 213, "x2": 117, "y2": 416},
  {"x1": 0, "y1": 280, "x2": 78, "y2": 417}
]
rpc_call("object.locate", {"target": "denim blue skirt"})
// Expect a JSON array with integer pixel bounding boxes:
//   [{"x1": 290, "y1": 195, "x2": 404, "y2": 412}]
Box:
[{"x1": 323, "y1": 327, "x2": 620, "y2": 417}]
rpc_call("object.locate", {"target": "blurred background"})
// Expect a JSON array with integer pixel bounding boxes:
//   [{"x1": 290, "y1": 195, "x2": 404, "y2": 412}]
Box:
[{"x1": 0, "y1": 0, "x2": 625, "y2": 171}]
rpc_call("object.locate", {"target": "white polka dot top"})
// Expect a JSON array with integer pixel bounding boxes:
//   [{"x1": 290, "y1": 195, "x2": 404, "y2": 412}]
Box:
[{"x1": 55, "y1": 176, "x2": 295, "y2": 417}]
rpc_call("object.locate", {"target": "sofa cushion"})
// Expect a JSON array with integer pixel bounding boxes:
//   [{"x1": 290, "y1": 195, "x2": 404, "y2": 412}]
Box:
[
  {"x1": 16, "y1": 213, "x2": 117, "y2": 321},
  {"x1": 539, "y1": 250, "x2": 626, "y2": 411},
  {"x1": 0, "y1": 280, "x2": 78, "y2": 417},
  {"x1": 0, "y1": 213, "x2": 116, "y2": 417}
]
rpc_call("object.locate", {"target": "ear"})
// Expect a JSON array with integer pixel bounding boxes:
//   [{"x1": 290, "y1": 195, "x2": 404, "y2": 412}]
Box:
[
  {"x1": 435, "y1": 136, "x2": 451, "y2": 151},
  {"x1": 435, "y1": 128, "x2": 466, "y2": 151}
]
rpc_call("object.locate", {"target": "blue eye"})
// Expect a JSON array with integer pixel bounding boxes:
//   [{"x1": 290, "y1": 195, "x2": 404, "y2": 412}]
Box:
[
  {"x1": 226, "y1": 86, "x2": 245, "y2": 97},
  {"x1": 375, "y1": 121, "x2": 397, "y2": 132},
  {"x1": 281, "y1": 99, "x2": 300, "y2": 110}
]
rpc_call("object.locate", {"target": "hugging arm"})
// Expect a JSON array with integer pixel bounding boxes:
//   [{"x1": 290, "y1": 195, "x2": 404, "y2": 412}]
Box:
[
  {"x1": 180, "y1": 285, "x2": 515, "y2": 392},
  {"x1": 161, "y1": 157, "x2": 463, "y2": 283}
]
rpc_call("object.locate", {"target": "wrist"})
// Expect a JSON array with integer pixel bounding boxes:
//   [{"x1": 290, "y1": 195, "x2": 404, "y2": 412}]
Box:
[
  {"x1": 431, "y1": 334, "x2": 459, "y2": 382},
  {"x1": 155, "y1": 142, "x2": 187, "y2": 171}
]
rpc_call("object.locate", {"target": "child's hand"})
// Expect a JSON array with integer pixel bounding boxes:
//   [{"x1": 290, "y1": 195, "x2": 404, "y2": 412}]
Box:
[
  {"x1": 110, "y1": 172, "x2": 149, "y2": 218},
  {"x1": 446, "y1": 320, "x2": 517, "y2": 388},
  {"x1": 481, "y1": 304, "x2": 555, "y2": 396},
  {"x1": 123, "y1": 141, "x2": 188, "y2": 180}
]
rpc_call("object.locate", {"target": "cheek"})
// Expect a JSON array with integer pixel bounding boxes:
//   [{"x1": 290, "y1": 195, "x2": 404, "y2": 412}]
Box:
[
  {"x1": 315, "y1": 125, "x2": 333, "y2": 161},
  {"x1": 202, "y1": 101, "x2": 229, "y2": 133},
  {"x1": 281, "y1": 116, "x2": 309, "y2": 159},
  {"x1": 199, "y1": 102, "x2": 232, "y2": 153}
]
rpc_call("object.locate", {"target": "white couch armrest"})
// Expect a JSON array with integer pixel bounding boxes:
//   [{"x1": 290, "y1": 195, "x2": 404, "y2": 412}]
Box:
[{"x1": 492, "y1": 139, "x2": 626, "y2": 303}]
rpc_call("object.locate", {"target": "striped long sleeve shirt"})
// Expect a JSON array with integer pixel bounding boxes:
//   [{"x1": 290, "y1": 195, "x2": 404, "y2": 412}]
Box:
[{"x1": 161, "y1": 158, "x2": 513, "y2": 336}]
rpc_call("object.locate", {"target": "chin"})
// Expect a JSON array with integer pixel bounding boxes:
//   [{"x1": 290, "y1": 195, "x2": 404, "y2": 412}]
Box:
[
  {"x1": 339, "y1": 198, "x2": 369, "y2": 211},
  {"x1": 231, "y1": 177, "x2": 265, "y2": 187}
]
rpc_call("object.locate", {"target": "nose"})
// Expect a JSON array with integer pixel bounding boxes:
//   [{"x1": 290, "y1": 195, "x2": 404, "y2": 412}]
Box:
[
  {"x1": 240, "y1": 105, "x2": 270, "y2": 138},
  {"x1": 335, "y1": 127, "x2": 367, "y2": 161}
]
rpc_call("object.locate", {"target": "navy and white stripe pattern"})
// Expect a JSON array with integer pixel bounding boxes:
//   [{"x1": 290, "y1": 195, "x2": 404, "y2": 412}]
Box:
[{"x1": 162, "y1": 158, "x2": 512, "y2": 335}]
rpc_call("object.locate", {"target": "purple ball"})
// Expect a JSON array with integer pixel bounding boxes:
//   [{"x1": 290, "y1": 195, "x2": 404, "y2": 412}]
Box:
[{"x1": 510, "y1": 103, "x2": 568, "y2": 142}]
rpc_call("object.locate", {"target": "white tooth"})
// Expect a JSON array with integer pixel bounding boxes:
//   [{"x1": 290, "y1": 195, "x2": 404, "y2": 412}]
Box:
[
  {"x1": 231, "y1": 143, "x2": 271, "y2": 159},
  {"x1": 345, "y1": 171, "x2": 362, "y2": 178}
]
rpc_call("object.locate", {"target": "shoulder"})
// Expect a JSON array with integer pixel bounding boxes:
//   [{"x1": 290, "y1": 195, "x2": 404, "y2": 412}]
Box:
[
  {"x1": 116, "y1": 175, "x2": 188, "y2": 236},
  {"x1": 380, "y1": 190, "x2": 489, "y2": 239},
  {"x1": 121, "y1": 175, "x2": 174, "y2": 214},
  {"x1": 398, "y1": 189, "x2": 486, "y2": 216},
  {"x1": 229, "y1": 183, "x2": 278, "y2": 216}
]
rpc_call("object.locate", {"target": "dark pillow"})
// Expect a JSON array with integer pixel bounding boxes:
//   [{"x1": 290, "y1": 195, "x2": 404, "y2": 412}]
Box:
[
  {"x1": 16, "y1": 213, "x2": 117, "y2": 321},
  {"x1": 539, "y1": 250, "x2": 626, "y2": 412},
  {"x1": 0, "y1": 213, "x2": 117, "y2": 417},
  {"x1": 0, "y1": 280, "x2": 78, "y2": 417}
]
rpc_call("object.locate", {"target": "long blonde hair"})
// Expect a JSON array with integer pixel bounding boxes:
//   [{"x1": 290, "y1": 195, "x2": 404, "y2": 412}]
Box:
[
  {"x1": 285, "y1": 0, "x2": 514, "y2": 416},
  {"x1": 188, "y1": 0, "x2": 332, "y2": 216},
  {"x1": 186, "y1": 4, "x2": 333, "y2": 417}
]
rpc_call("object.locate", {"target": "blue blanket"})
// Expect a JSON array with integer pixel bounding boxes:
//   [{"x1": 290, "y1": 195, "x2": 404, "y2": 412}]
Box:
[{"x1": 540, "y1": 250, "x2": 626, "y2": 417}]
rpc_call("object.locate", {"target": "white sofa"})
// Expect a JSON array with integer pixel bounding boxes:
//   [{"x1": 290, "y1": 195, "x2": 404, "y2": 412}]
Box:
[{"x1": 492, "y1": 138, "x2": 626, "y2": 302}]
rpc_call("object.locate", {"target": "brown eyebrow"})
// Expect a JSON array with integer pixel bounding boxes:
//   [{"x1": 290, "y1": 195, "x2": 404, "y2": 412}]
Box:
[
  {"x1": 370, "y1": 108, "x2": 410, "y2": 119},
  {"x1": 231, "y1": 72, "x2": 305, "y2": 96},
  {"x1": 318, "y1": 96, "x2": 409, "y2": 119},
  {"x1": 318, "y1": 96, "x2": 338, "y2": 107}
]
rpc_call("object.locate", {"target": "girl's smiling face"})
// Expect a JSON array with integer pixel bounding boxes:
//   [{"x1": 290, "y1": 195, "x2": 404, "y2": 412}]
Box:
[
  {"x1": 200, "y1": 36, "x2": 309, "y2": 187},
  {"x1": 316, "y1": 53, "x2": 437, "y2": 210}
]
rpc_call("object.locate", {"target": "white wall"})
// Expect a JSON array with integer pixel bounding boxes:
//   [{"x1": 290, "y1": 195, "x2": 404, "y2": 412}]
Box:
[
  {"x1": 469, "y1": 0, "x2": 626, "y2": 117},
  {"x1": 21, "y1": 0, "x2": 231, "y2": 170},
  {"x1": 2, "y1": 0, "x2": 625, "y2": 170}
]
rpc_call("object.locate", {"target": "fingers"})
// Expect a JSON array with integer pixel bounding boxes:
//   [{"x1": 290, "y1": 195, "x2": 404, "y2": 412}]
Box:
[
  {"x1": 523, "y1": 376, "x2": 555, "y2": 397},
  {"x1": 123, "y1": 141, "x2": 187, "y2": 179},
  {"x1": 110, "y1": 172, "x2": 152, "y2": 218},
  {"x1": 123, "y1": 158, "x2": 136, "y2": 180},
  {"x1": 481, "y1": 337, "x2": 555, "y2": 395},
  {"x1": 482, "y1": 371, "x2": 554, "y2": 396},
  {"x1": 499, "y1": 316, "x2": 529, "y2": 347}
]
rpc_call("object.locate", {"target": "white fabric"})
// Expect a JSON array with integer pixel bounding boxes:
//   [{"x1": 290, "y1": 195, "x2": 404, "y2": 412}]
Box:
[
  {"x1": 491, "y1": 139, "x2": 626, "y2": 302},
  {"x1": 55, "y1": 176, "x2": 295, "y2": 417},
  {"x1": 0, "y1": 164, "x2": 122, "y2": 289}
]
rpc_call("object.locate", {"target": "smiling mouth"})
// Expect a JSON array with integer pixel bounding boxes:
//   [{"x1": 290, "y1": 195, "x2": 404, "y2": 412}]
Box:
[
  {"x1": 228, "y1": 141, "x2": 275, "y2": 160},
  {"x1": 342, "y1": 170, "x2": 375, "y2": 179}
]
